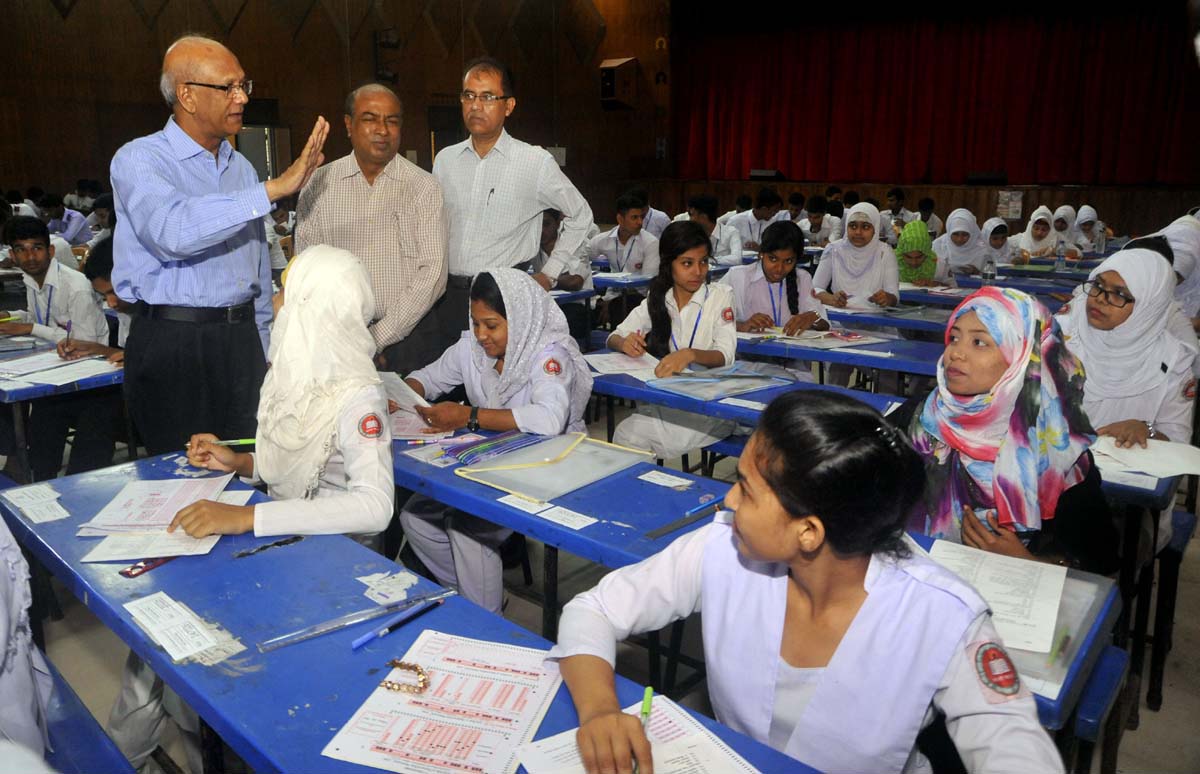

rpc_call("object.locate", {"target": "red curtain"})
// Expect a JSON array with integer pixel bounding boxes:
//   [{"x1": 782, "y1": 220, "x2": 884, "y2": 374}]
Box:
[{"x1": 671, "y1": 10, "x2": 1200, "y2": 185}]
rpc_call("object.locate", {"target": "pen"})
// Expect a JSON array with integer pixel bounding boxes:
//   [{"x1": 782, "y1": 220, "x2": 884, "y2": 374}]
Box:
[
  {"x1": 185, "y1": 438, "x2": 256, "y2": 449},
  {"x1": 683, "y1": 498, "x2": 721, "y2": 518},
  {"x1": 634, "y1": 686, "x2": 653, "y2": 774},
  {"x1": 65, "y1": 320, "x2": 72, "y2": 343},
  {"x1": 404, "y1": 439, "x2": 438, "y2": 446},
  {"x1": 351, "y1": 597, "x2": 447, "y2": 650},
  {"x1": 1046, "y1": 626, "x2": 1070, "y2": 666}
]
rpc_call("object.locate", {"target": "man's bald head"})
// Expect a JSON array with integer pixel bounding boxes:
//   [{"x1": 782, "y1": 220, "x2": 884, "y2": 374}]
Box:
[
  {"x1": 344, "y1": 83, "x2": 402, "y2": 117},
  {"x1": 159, "y1": 35, "x2": 233, "y2": 107}
]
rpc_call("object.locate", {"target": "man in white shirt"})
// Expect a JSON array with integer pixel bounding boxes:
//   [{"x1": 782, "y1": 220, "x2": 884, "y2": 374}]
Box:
[
  {"x1": 726, "y1": 187, "x2": 789, "y2": 251},
  {"x1": 787, "y1": 192, "x2": 808, "y2": 223},
  {"x1": 85, "y1": 194, "x2": 115, "y2": 253},
  {"x1": 628, "y1": 187, "x2": 670, "y2": 238},
  {"x1": 882, "y1": 187, "x2": 918, "y2": 246},
  {"x1": 63, "y1": 180, "x2": 96, "y2": 213},
  {"x1": 431, "y1": 56, "x2": 593, "y2": 354},
  {"x1": 798, "y1": 195, "x2": 842, "y2": 248},
  {"x1": 717, "y1": 194, "x2": 752, "y2": 227},
  {"x1": 586, "y1": 191, "x2": 659, "y2": 325},
  {"x1": 39, "y1": 193, "x2": 90, "y2": 246},
  {"x1": 687, "y1": 194, "x2": 741, "y2": 265},
  {"x1": 918, "y1": 197, "x2": 944, "y2": 239},
  {"x1": 535, "y1": 209, "x2": 591, "y2": 341}
]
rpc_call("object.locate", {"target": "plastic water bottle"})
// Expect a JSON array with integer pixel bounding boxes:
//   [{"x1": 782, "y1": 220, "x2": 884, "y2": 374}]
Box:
[
  {"x1": 1054, "y1": 240, "x2": 1067, "y2": 271},
  {"x1": 1093, "y1": 226, "x2": 1106, "y2": 256},
  {"x1": 981, "y1": 257, "x2": 996, "y2": 285}
]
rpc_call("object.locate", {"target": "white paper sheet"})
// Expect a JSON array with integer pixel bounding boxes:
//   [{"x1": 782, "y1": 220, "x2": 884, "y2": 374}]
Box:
[
  {"x1": 638, "y1": 470, "x2": 692, "y2": 489},
  {"x1": 498, "y1": 493, "x2": 553, "y2": 513},
  {"x1": 216, "y1": 490, "x2": 254, "y2": 506},
  {"x1": 0, "y1": 350, "x2": 84, "y2": 376},
  {"x1": 20, "y1": 358, "x2": 120, "y2": 385},
  {"x1": 719, "y1": 397, "x2": 767, "y2": 411},
  {"x1": 82, "y1": 532, "x2": 220, "y2": 563},
  {"x1": 539, "y1": 505, "x2": 598, "y2": 530},
  {"x1": 930, "y1": 540, "x2": 1066, "y2": 652},
  {"x1": 379, "y1": 371, "x2": 431, "y2": 410},
  {"x1": 22, "y1": 499, "x2": 71, "y2": 523},
  {"x1": 356, "y1": 570, "x2": 419, "y2": 605},
  {"x1": 584, "y1": 351, "x2": 661, "y2": 379},
  {"x1": 403, "y1": 444, "x2": 457, "y2": 467},
  {"x1": 123, "y1": 591, "x2": 219, "y2": 661},
  {"x1": 323, "y1": 630, "x2": 562, "y2": 774},
  {"x1": 390, "y1": 410, "x2": 451, "y2": 441},
  {"x1": 79, "y1": 474, "x2": 234, "y2": 535},
  {"x1": 2, "y1": 482, "x2": 60, "y2": 508},
  {"x1": 518, "y1": 695, "x2": 757, "y2": 774},
  {"x1": 1091, "y1": 436, "x2": 1200, "y2": 478}
]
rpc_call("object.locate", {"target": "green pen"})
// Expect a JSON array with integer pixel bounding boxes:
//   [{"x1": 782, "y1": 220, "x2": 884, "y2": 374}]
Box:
[{"x1": 185, "y1": 438, "x2": 256, "y2": 449}]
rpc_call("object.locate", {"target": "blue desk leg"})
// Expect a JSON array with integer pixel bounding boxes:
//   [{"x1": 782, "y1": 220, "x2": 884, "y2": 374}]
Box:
[{"x1": 543, "y1": 546, "x2": 559, "y2": 641}]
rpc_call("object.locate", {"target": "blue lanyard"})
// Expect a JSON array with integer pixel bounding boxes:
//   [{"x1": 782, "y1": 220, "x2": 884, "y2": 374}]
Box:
[
  {"x1": 35, "y1": 286, "x2": 54, "y2": 326},
  {"x1": 767, "y1": 279, "x2": 785, "y2": 326},
  {"x1": 614, "y1": 234, "x2": 636, "y2": 271},
  {"x1": 670, "y1": 287, "x2": 707, "y2": 352}
]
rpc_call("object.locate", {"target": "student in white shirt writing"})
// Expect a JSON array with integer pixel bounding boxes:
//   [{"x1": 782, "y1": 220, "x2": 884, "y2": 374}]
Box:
[{"x1": 550, "y1": 391, "x2": 1061, "y2": 774}]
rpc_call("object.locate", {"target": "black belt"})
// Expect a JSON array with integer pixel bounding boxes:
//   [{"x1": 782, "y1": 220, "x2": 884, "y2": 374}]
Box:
[
  {"x1": 143, "y1": 301, "x2": 255, "y2": 324},
  {"x1": 448, "y1": 262, "x2": 534, "y2": 289}
]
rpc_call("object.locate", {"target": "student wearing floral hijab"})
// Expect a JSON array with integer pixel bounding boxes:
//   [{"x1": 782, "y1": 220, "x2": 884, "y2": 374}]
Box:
[
  {"x1": 932, "y1": 208, "x2": 990, "y2": 275},
  {"x1": 890, "y1": 287, "x2": 1117, "y2": 572},
  {"x1": 896, "y1": 219, "x2": 952, "y2": 287}
]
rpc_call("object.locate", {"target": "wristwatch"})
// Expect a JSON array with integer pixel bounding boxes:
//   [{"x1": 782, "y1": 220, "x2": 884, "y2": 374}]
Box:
[
  {"x1": 1145, "y1": 420, "x2": 1157, "y2": 439},
  {"x1": 466, "y1": 406, "x2": 480, "y2": 432}
]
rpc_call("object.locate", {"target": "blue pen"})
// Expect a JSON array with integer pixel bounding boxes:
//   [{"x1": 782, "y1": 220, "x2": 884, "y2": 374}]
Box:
[
  {"x1": 683, "y1": 498, "x2": 722, "y2": 517},
  {"x1": 351, "y1": 598, "x2": 447, "y2": 650}
]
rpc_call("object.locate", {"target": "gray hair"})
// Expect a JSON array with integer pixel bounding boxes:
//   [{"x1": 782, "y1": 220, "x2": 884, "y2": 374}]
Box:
[{"x1": 159, "y1": 72, "x2": 177, "y2": 106}]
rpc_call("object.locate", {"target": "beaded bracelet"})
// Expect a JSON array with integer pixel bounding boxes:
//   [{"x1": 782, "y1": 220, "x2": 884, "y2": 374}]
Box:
[{"x1": 379, "y1": 660, "x2": 429, "y2": 694}]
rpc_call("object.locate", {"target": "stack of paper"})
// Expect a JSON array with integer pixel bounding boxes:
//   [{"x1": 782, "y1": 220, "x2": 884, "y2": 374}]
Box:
[
  {"x1": 380, "y1": 373, "x2": 450, "y2": 441},
  {"x1": 323, "y1": 630, "x2": 562, "y2": 773},
  {"x1": 0, "y1": 350, "x2": 76, "y2": 377},
  {"x1": 1091, "y1": 436, "x2": 1200, "y2": 481},
  {"x1": 929, "y1": 540, "x2": 1066, "y2": 652},
  {"x1": 518, "y1": 695, "x2": 757, "y2": 774},
  {"x1": 124, "y1": 591, "x2": 219, "y2": 661},
  {"x1": 22, "y1": 358, "x2": 120, "y2": 385},
  {"x1": 77, "y1": 474, "x2": 233, "y2": 536},
  {"x1": 585, "y1": 351, "x2": 661, "y2": 383},
  {"x1": 1, "y1": 483, "x2": 70, "y2": 523}
]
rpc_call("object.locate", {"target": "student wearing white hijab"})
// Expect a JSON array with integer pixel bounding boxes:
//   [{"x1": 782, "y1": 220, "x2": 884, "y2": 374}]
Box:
[
  {"x1": 1156, "y1": 215, "x2": 1200, "y2": 321},
  {"x1": 399, "y1": 268, "x2": 593, "y2": 613},
  {"x1": 812, "y1": 202, "x2": 899, "y2": 309},
  {"x1": 115, "y1": 246, "x2": 396, "y2": 774},
  {"x1": 931, "y1": 208, "x2": 990, "y2": 274},
  {"x1": 1073, "y1": 205, "x2": 1111, "y2": 252},
  {"x1": 1050, "y1": 205, "x2": 1083, "y2": 257},
  {"x1": 1012, "y1": 206, "x2": 1057, "y2": 258},
  {"x1": 981, "y1": 217, "x2": 1018, "y2": 265}
]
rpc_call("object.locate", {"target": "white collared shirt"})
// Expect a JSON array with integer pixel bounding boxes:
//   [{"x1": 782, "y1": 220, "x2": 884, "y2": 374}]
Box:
[
  {"x1": 613, "y1": 282, "x2": 737, "y2": 364},
  {"x1": 881, "y1": 208, "x2": 919, "y2": 244},
  {"x1": 433, "y1": 129, "x2": 593, "y2": 278},
  {"x1": 924, "y1": 213, "x2": 944, "y2": 238},
  {"x1": 799, "y1": 215, "x2": 843, "y2": 246},
  {"x1": 410, "y1": 336, "x2": 587, "y2": 435},
  {"x1": 9, "y1": 258, "x2": 108, "y2": 343},
  {"x1": 710, "y1": 223, "x2": 743, "y2": 266},
  {"x1": 726, "y1": 209, "x2": 790, "y2": 249},
  {"x1": 586, "y1": 227, "x2": 660, "y2": 276},
  {"x1": 642, "y1": 206, "x2": 671, "y2": 239},
  {"x1": 720, "y1": 263, "x2": 825, "y2": 325},
  {"x1": 252, "y1": 384, "x2": 394, "y2": 539}
]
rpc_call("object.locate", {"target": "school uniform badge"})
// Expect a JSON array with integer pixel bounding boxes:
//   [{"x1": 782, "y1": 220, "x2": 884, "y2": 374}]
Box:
[
  {"x1": 543, "y1": 358, "x2": 562, "y2": 376},
  {"x1": 722, "y1": 307, "x2": 734, "y2": 322},
  {"x1": 1185, "y1": 378, "x2": 1196, "y2": 400},
  {"x1": 358, "y1": 413, "x2": 383, "y2": 438},
  {"x1": 972, "y1": 641, "x2": 1021, "y2": 701}
]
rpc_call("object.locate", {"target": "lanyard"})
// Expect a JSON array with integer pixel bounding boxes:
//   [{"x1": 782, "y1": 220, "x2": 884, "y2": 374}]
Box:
[
  {"x1": 614, "y1": 234, "x2": 636, "y2": 271},
  {"x1": 767, "y1": 279, "x2": 785, "y2": 326},
  {"x1": 34, "y1": 286, "x2": 54, "y2": 326},
  {"x1": 670, "y1": 287, "x2": 707, "y2": 352}
]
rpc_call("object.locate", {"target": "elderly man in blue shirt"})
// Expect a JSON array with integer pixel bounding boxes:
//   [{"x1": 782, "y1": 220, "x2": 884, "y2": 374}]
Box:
[{"x1": 111, "y1": 34, "x2": 328, "y2": 455}]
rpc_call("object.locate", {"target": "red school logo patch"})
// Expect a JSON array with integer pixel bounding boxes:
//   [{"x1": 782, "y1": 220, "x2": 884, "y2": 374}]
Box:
[
  {"x1": 973, "y1": 642, "x2": 1020, "y2": 700},
  {"x1": 722, "y1": 306, "x2": 734, "y2": 322},
  {"x1": 358, "y1": 413, "x2": 383, "y2": 438},
  {"x1": 1185, "y1": 378, "x2": 1196, "y2": 400},
  {"x1": 543, "y1": 358, "x2": 562, "y2": 376}
]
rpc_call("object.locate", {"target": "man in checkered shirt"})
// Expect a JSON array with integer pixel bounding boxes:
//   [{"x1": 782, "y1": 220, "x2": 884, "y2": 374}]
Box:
[
  {"x1": 428, "y1": 56, "x2": 594, "y2": 355},
  {"x1": 296, "y1": 83, "x2": 448, "y2": 374}
]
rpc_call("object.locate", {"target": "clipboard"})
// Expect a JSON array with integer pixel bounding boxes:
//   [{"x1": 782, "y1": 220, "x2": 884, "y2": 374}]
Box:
[{"x1": 455, "y1": 432, "x2": 653, "y2": 502}]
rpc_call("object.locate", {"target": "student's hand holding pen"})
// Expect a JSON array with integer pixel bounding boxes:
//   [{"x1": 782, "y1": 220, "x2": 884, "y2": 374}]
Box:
[
  {"x1": 618, "y1": 330, "x2": 648, "y2": 358},
  {"x1": 186, "y1": 434, "x2": 241, "y2": 473},
  {"x1": 739, "y1": 313, "x2": 774, "y2": 333}
]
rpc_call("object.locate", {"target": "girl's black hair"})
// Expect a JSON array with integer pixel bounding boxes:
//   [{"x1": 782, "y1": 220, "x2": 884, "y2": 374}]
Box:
[
  {"x1": 752, "y1": 391, "x2": 925, "y2": 557},
  {"x1": 990, "y1": 222, "x2": 1009, "y2": 238},
  {"x1": 1124, "y1": 235, "x2": 1174, "y2": 264},
  {"x1": 469, "y1": 271, "x2": 507, "y2": 318},
  {"x1": 646, "y1": 221, "x2": 712, "y2": 358},
  {"x1": 760, "y1": 220, "x2": 806, "y2": 315}
]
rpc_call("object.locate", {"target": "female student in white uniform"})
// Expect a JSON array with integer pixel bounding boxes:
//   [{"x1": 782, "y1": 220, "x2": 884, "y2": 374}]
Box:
[
  {"x1": 931, "y1": 208, "x2": 989, "y2": 275},
  {"x1": 118, "y1": 246, "x2": 395, "y2": 774},
  {"x1": 895, "y1": 219, "x2": 953, "y2": 287},
  {"x1": 720, "y1": 220, "x2": 828, "y2": 335},
  {"x1": 1012, "y1": 205, "x2": 1057, "y2": 259},
  {"x1": 174, "y1": 245, "x2": 395, "y2": 544},
  {"x1": 1073, "y1": 205, "x2": 1111, "y2": 252},
  {"x1": 982, "y1": 216, "x2": 1019, "y2": 265},
  {"x1": 812, "y1": 201, "x2": 899, "y2": 309},
  {"x1": 399, "y1": 268, "x2": 593, "y2": 613},
  {"x1": 549, "y1": 391, "x2": 1062, "y2": 774},
  {"x1": 1050, "y1": 205, "x2": 1084, "y2": 257},
  {"x1": 608, "y1": 221, "x2": 737, "y2": 459}
]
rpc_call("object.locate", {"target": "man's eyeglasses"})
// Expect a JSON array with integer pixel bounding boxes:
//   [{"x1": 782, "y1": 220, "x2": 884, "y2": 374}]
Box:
[
  {"x1": 1084, "y1": 280, "x2": 1135, "y2": 308},
  {"x1": 460, "y1": 91, "x2": 511, "y2": 105},
  {"x1": 186, "y1": 80, "x2": 254, "y2": 98}
]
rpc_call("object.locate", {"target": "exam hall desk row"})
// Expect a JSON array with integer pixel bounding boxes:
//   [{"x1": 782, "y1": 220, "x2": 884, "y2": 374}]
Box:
[{"x1": 0, "y1": 454, "x2": 804, "y2": 774}]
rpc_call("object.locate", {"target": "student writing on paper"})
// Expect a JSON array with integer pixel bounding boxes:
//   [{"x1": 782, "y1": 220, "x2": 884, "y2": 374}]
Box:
[
  {"x1": 726, "y1": 187, "x2": 788, "y2": 252},
  {"x1": 931, "y1": 208, "x2": 989, "y2": 276},
  {"x1": 798, "y1": 195, "x2": 841, "y2": 248},
  {"x1": 586, "y1": 191, "x2": 660, "y2": 327},
  {"x1": 982, "y1": 217, "x2": 1019, "y2": 266},
  {"x1": 890, "y1": 287, "x2": 1119, "y2": 573},
  {"x1": 399, "y1": 268, "x2": 592, "y2": 613},
  {"x1": 896, "y1": 219, "x2": 953, "y2": 288},
  {"x1": 549, "y1": 392, "x2": 1061, "y2": 774},
  {"x1": 56, "y1": 237, "x2": 132, "y2": 365},
  {"x1": 1012, "y1": 205, "x2": 1058, "y2": 260},
  {"x1": 721, "y1": 220, "x2": 828, "y2": 336},
  {"x1": 607, "y1": 221, "x2": 738, "y2": 459},
  {"x1": 170, "y1": 245, "x2": 395, "y2": 545},
  {"x1": 1051, "y1": 205, "x2": 1084, "y2": 258},
  {"x1": 1072, "y1": 205, "x2": 1112, "y2": 253},
  {"x1": 1056, "y1": 249, "x2": 1197, "y2": 551},
  {"x1": 686, "y1": 194, "x2": 741, "y2": 266},
  {"x1": 812, "y1": 202, "x2": 900, "y2": 310}
]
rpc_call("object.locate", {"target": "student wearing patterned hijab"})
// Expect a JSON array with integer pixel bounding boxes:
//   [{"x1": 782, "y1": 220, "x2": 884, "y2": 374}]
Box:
[
  {"x1": 890, "y1": 287, "x2": 1118, "y2": 572},
  {"x1": 399, "y1": 268, "x2": 593, "y2": 612},
  {"x1": 895, "y1": 219, "x2": 953, "y2": 287}
]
